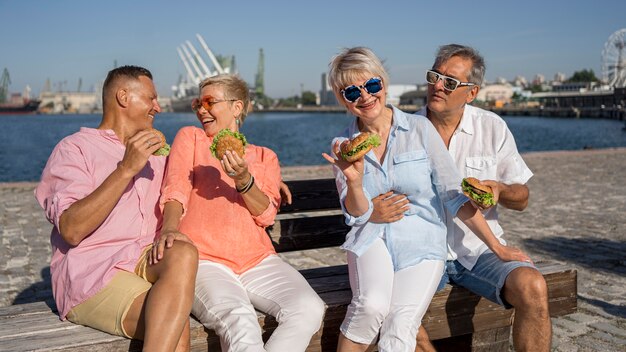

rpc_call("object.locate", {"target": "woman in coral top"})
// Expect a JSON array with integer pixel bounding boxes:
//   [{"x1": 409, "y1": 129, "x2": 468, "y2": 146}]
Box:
[{"x1": 157, "y1": 74, "x2": 324, "y2": 352}]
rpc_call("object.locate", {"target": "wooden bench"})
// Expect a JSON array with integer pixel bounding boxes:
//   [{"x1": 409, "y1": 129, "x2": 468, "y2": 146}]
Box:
[{"x1": 0, "y1": 178, "x2": 577, "y2": 351}]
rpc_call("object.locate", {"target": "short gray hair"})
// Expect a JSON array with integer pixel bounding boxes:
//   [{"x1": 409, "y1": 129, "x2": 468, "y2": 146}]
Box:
[
  {"x1": 328, "y1": 47, "x2": 389, "y2": 93},
  {"x1": 198, "y1": 74, "x2": 251, "y2": 121},
  {"x1": 433, "y1": 44, "x2": 485, "y2": 86}
]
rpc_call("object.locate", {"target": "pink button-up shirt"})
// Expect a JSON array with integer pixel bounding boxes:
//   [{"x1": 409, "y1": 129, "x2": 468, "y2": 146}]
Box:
[{"x1": 35, "y1": 127, "x2": 165, "y2": 319}]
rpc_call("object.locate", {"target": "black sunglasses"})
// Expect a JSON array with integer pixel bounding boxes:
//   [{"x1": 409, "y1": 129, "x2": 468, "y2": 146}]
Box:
[
  {"x1": 426, "y1": 70, "x2": 476, "y2": 91},
  {"x1": 341, "y1": 77, "x2": 383, "y2": 103}
]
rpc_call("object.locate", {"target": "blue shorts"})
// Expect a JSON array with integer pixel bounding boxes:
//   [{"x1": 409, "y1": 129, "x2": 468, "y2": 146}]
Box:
[{"x1": 437, "y1": 251, "x2": 536, "y2": 308}]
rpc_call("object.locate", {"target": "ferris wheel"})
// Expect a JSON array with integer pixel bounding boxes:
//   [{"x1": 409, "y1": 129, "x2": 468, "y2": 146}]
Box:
[{"x1": 602, "y1": 29, "x2": 626, "y2": 88}]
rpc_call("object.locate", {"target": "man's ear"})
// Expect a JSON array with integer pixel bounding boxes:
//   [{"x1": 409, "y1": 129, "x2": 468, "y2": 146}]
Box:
[
  {"x1": 116, "y1": 88, "x2": 129, "y2": 108},
  {"x1": 466, "y1": 85, "x2": 479, "y2": 104}
]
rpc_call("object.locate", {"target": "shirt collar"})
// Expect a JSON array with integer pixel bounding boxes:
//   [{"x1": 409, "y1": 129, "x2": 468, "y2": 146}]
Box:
[
  {"x1": 79, "y1": 127, "x2": 123, "y2": 144},
  {"x1": 390, "y1": 105, "x2": 410, "y2": 132},
  {"x1": 457, "y1": 105, "x2": 474, "y2": 136}
]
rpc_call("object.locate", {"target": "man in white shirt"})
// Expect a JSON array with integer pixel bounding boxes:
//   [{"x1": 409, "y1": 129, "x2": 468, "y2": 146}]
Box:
[{"x1": 372, "y1": 44, "x2": 551, "y2": 352}]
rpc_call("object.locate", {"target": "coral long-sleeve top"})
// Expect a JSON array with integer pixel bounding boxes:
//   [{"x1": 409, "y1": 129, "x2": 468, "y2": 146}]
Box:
[{"x1": 160, "y1": 126, "x2": 281, "y2": 274}]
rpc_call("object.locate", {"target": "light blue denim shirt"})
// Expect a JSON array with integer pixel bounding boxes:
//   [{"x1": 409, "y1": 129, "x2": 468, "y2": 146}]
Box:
[{"x1": 332, "y1": 106, "x2": 468, "y2": 271}]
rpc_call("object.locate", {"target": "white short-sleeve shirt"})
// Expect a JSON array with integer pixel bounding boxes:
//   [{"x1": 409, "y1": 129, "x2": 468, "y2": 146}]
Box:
[{"x1": 418, "y1": 104, "x2": 533, "y2": 270}]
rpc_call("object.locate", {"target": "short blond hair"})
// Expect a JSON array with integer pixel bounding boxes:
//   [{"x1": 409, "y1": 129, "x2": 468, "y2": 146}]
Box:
[
  {"x1": 198, "y1": 74, "x2": 251, "y2": 121},
  {"x1": 328, "y1": 47, "x2": 389, "y2": 94}
]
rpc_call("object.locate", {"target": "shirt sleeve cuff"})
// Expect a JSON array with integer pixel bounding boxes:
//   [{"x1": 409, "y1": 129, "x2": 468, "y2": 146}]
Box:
[
  {"x1": 445, "y1": 193, "x2": 470, "y2": 217},
  {"x1": 160, "y1": 191, "x2": 189, "y2": 217},
  {"x1": 341, "y1": 188, "x2": 374, "y2": 226},
  {"x1": 252, "y1": 198, "x2": 279, "y2": 227}
]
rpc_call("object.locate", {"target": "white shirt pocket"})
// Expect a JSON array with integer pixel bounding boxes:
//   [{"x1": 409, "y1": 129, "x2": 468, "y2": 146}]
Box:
[{"x1": 465, "y1": 156, "x2": 497, "y2": 179}]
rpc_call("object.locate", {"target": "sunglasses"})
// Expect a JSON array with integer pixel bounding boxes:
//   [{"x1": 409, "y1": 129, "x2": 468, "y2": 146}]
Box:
[
  {"x1": 426, "y1": 70, "x2": 476, "y2": 91},
  {"x1": 192, "y1": 96, "x2": 238, "y2": 112},
  {"x1": 341, "y1": 77, "x2": 384, "y2": 103}
]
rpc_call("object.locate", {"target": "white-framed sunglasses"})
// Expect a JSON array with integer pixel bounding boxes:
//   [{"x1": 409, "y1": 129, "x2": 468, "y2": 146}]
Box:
[{"x1": 426, "y1": 70, "x2": 476, "y2": 91}]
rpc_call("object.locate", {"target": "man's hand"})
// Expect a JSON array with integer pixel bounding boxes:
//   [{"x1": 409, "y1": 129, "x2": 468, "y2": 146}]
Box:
[
  {"x1": 492, "y1": 243, "x2": 533, "y2": 264},
  {"x1": 480, "y1": 179, "x2": 529, "y2": 211},
  {"x1": 149, "y1": 230, "x2": 194, "y2": 265},
  {"x1": 370, "y1": 191, "x2": 410, "y2": 223},
  {"x1": 118, "y1": 130, "x2": 163, "y2": 177}
]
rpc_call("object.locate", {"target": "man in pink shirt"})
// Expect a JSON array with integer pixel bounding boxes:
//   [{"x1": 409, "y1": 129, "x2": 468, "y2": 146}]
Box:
[{"x1": 35, "y1": 65, "x2": 198, "y2": 352}]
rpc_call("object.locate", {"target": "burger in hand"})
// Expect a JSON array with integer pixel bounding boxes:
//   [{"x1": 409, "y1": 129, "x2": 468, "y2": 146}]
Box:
[
  {"x1": 210, "y1": 129, "x2": 247, "y2": 159},
  {"x1": 462, "y1": 177, "x2": 496, "y2": 209},
  {"x1": 340, "y1": 132, "x2": 381, "y2": 162},
  {"x1": 150, "y1": 128, "x2": 170, "y2": 156}
]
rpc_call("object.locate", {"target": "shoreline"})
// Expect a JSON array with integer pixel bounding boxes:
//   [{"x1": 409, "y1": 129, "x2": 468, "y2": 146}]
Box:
[{"x1": 3, "y1": 147, "x2": 626, "y2": 187}]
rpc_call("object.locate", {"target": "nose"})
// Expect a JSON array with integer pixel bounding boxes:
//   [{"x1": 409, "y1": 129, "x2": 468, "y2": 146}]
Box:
[
  {"x1": 154, "y1": 100, "x2": 162, "y2": 113},
  {"x1": 433, "y1": 76, "x2": 445, "y2": 89}
]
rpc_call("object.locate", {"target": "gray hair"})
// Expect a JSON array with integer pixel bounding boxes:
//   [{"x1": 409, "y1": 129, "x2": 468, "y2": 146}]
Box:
[
  {"x1": 433, "y1": 44, "x2": 485, "y2": 86},
  {"x1": 328, "y1": 47, "x2": 389, "y2": 93},
  {"x1": 198, "y1": 74, "x2": 251, "y2": 122}
]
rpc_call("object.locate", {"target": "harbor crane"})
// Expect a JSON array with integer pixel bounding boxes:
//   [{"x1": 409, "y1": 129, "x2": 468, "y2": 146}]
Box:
[
  {"x1": 171, "y1": 34, "x2": 237, "y2": 103},
  {"x1": 0, "y1": 68, "x2": 11, "y2": 103}
]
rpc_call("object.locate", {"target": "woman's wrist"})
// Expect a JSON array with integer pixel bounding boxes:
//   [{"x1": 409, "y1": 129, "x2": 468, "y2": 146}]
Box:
[
  {"x1": 236, "y1": 173, "x2": 255, "y2": 193},
  {"x1": 234, "y1": 173, "x2": 251, "y2": 189}
]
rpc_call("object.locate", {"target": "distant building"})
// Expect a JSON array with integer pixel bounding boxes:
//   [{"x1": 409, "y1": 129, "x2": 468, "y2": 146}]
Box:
[
  {"x1": 476, "y1": 84, "x2": 514, "y2": 105},
  {"x1": 387, "y1": 84, "x2": 418, "y2": 106},
  {"x1": 553, "y1": 72, "x2": 567, "y2": 83},
  {"x1": 550, "y1": 81, "x2": 602, "y2": 93},
  {"x1": 39, "y1": 91, "x2": 98, "y2": 114},
  {"x1": 319, "y1": 73, "x2": 338, "y2": 106},
  {"x1": 533, "y1": 74, "x2": 545, "y2": 85},
  {"x1": 399, "y1": 85, "x2": 427, "y2": 106}
]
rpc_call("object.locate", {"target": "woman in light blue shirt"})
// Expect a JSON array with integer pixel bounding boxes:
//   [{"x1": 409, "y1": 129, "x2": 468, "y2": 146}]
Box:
[{"x1": 323, "y1": 47, "x2": 528, "y2": 352}]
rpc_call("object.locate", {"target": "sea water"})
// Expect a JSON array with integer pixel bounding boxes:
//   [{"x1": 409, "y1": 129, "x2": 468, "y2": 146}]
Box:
[{"x1": 2, "y1": 112, "x2": 625, "y2": 182}]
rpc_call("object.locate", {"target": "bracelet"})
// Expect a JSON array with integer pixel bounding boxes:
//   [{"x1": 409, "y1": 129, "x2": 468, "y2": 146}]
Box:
[{"x1": 236, "y1": 175, "x2": 255, "y2": 194}]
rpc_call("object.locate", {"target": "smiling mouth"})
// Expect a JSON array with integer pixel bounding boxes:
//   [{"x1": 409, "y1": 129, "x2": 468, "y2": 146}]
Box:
[
  {"x1": 201, "y1": 118, "x2": 215, "y2": 125},
  {"x1": 358, "y1": 99, "x2": 376, "y2": 108}
]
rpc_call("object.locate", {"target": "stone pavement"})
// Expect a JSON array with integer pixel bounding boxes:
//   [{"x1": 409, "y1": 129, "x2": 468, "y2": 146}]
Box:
[{"x1": 1, "y1": 148, "x2": 625, "y2": 351}]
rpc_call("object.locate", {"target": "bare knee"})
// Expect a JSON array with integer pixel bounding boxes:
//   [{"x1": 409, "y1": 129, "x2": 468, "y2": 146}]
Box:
[
  {"x1": 151, "y1": 241, "x2": 198, "y2": 283},
  {"x1": 162, "y1": 241, "x2": 198, "y2": 271},
  {"x1": 504, "y1": 267, "x2": 549, "y2": 309}
]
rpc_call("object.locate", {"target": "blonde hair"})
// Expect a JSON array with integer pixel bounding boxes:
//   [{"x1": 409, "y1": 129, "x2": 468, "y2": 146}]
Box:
[
  {"x1": 328, "y1": 47, "x2": 389, "y2": 94},
  {"x1": 198, "y1": 74, "x2": 251, "y2": 121}
]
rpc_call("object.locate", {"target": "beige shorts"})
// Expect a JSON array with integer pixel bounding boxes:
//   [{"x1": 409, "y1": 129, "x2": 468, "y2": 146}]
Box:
[{"x1": 66, "y1": 245, "x2": 153, "y2": 337}]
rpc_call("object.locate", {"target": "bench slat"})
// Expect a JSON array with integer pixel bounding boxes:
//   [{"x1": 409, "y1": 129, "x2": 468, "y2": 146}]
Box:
[
  {"x1": 279, "y1": 179, "x2": 339, "y2": 213},
  {"x1": 269, "y1": 215, "x2": 349, "y2": 252}
]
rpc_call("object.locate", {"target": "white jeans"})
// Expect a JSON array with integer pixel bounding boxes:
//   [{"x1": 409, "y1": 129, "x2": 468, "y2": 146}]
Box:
[
  {"x1": 341, "y1": 238, "x2": 444, "y2": 352},
  {"x1": 192, "y1": 255, "x2": 325, "y2": 352}
]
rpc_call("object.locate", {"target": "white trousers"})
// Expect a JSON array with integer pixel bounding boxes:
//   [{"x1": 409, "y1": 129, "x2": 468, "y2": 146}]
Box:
[
  {"x1": 340, "y1": 238, "x2": 444, "y2": 352},
  {"x1": 192, "y1": 255, "x2": 325, "y2": 352}
]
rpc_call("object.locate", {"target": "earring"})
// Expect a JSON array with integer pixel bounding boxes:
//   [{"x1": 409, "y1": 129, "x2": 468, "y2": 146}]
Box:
[{"x1": 236, "y1": 119, "x2": 240, "y2": 125}]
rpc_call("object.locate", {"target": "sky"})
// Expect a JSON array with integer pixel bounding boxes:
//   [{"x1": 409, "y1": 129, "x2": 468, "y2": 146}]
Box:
[{"x1": 1, "y1": 0, "x2": 625, "y2": 99}]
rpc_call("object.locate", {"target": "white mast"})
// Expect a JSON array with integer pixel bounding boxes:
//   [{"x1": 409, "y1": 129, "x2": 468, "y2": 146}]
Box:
[
  {"x1": 185, "y1": 40, "x2": 212, "y2": 77},
  {"x1": 181, "y1": 44, "x2": 204, "y2": 82},
  {"x1": 177, "y1": 47, "x2": 196, "y2": 83},
  {"x1": 196, "y1": 33, "x2": 225, "y2": 74}
]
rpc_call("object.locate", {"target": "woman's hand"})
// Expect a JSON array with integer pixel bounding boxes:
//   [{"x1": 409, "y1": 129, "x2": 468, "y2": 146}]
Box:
[
  {"x1": 221, "y1": 150, "x2": 251, "y2": 189},
  {"x1": 322, "y1": 140, "x2": 364, "y2": 183},
  {"x1": 370, "y1": 191, "x2": 409, "y2": 223},
  {"x1": 149, "y1": 230, "x2": 194, "y2": 265}
]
